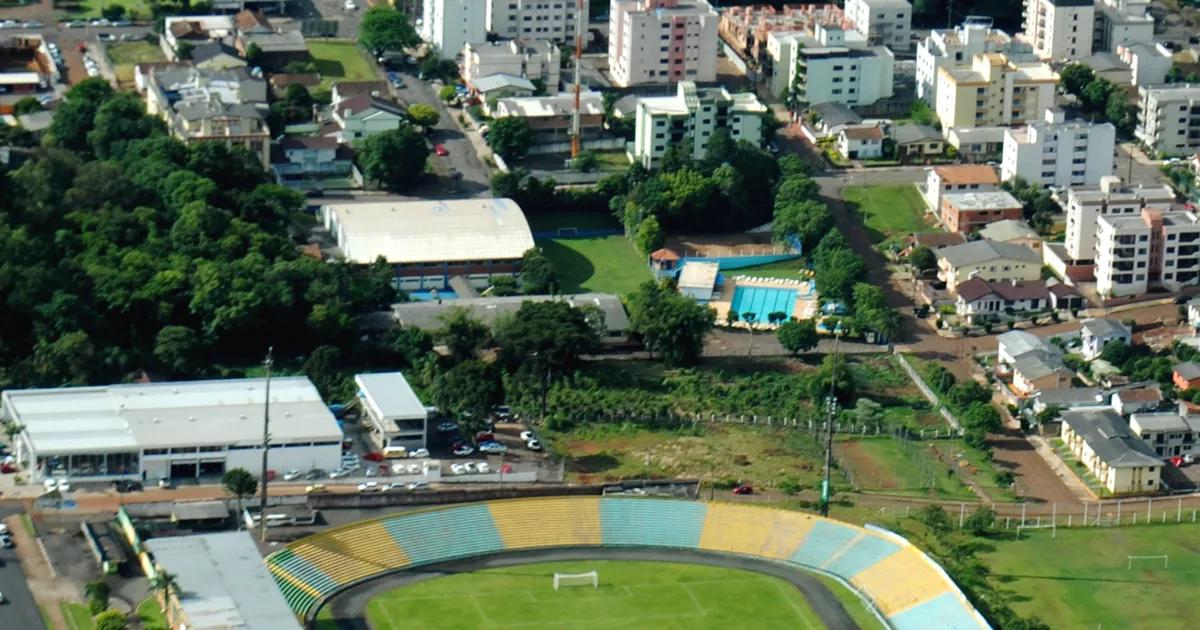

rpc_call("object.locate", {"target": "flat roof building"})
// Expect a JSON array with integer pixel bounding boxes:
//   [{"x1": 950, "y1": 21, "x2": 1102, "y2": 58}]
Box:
[
  {"x1": 355, "y1": 372, "x2": 427, "y2": 450},
  {"x1": 2, "y1": 377, "x2": 342, "y2": 484},
  {"x1": 678, "y1": 261, "x2": 720, "y2": 302},
  {"x1": 321, "y1": 198, "x2": 535, "y2": 291},
  {"x1": 144, "y1": 531, "x2": 302, "y2": 630},
  {"x1": 389, "y1": 293, "x2": 631, "y2": 343}
]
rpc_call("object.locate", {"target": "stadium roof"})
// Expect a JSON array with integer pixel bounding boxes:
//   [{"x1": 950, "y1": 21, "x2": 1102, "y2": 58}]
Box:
[
  {"x1": 323, "y1": 198, "x2": 535, "y2": 265},
  {"x1": 145, "y1": 532, "x2": 301, "y2": 630},
  {"x1": 355, "y1": 372, "x2": 426, "y2": 422},
  {"x1": 3, "y1": 377, "x2": 340, "y2": 455}
]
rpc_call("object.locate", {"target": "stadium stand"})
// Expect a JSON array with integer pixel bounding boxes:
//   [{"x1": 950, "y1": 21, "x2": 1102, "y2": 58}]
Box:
[{"x1": 266, "y1": 497, "x2": 988, "y2": 629}]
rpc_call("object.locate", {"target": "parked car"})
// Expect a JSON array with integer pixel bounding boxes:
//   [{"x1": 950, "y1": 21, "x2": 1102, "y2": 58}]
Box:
[
  {"x1": 405, "y1": 463, "x2": 421, "y2": 474},
  {"x1": 409, "y1": 448, "x2": 430, "y2": 459},
  {"x1": 450, "y1": 463, "x2": 467, "y2": 475},
  {"x1": 464, "y1": 462, "x2": 478, "y2": 474},
  {"x1": 90, "y1": 18, "x2": 110, "y2": 26},
  {"x1": 479, "y1": 441, "x2": 507, "y2": 455},
  {"x1": 357, "y1": 481, "x2": 380, "y2": 492},
  {"x1": 0, "y1": 463, "x2": 16, "y2": 474},
  {"x1": 343, "y1": 0, "x2": 358, "y2": 9},
  {"x1": 434, "y1": 144, "x2": 449, "y2": 157},
  {"x1": 283, "y1": 469, "x2": 302, "y2": 481},
  {"x1": 1185, "y1": 453, "x2": 1197, "y2": 464},
  {"x1": 0, "y1": 20, "x2": 18, "y2": 29},
  {"x1": 733, "y1": 484, "x2": 754, "y2": 495},
  {"x1": 96, "y1": 33, "x2": 115, "y2": 42},
  {"x1": 41, "y1": 478, "x2": 57, "y2": 492},
  {"x1": 437, "y1": 421, "x2": 458, "y2": 433},
  {"x1": 520, "y1": 430, "x2": 535, "y2": 441},
  {"x1": 475, "y1": 431, "x2": 495, "y2": 443},
  {"x1": 158, "y1": 476, "x2": 172, "y2": 488},
  {"x1": 113, "y1": 479, "x2": 142, "y2": 493},
  {"x1": 525, "y1": 438, "x2": 542, "y2": 451},
  {"x1": 56, "y1": 479, "x2": 70, "y2": 492},
  {"x1": 363, "y1": 451, "x2": 385, "y2": 462},
  {"x1": 477, "y1": 462, "x2": 490, "y2": 474},
  {"x1": 305, "y1": 484, "x2": 327, "y2": 493},
  {"x1": 382, "y1": 482, "x2": 404, "y2": 491},
  {"x1": 0, "y1": 533, "x2": 12, "y2": 548},
  {"x1": 66, "y1": 20, "x2": 86, "y2": 28},
  {"x1": 23, "y1": 20, "x2": 43, "y2": 29},
  {"x1": 452, "y1": 444, "x2": 475, "y2": 457},
  {"x1": 305, "y1": 469, "x2": 326, "y2": 480},
  {"x1": 329, "y1": 468, "x2": 352, "y2": 479},
  {"x1": 407, "y1": 480, "x2": 430, "y2": 491}
]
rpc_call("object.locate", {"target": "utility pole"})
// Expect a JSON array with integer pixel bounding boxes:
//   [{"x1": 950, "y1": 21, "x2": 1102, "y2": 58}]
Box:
[
  {"x1": 569, "y1": 0, "x2": 585, "y2": 159},
  {"x1": 258, "y1": 347, "x2": 274, "y2": 543},
  {"x1": 819, "y1": 326, "x2": 841, "y2": 517}
]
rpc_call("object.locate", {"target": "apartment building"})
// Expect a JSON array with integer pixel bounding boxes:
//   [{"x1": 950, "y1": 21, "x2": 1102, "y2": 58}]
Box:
[
  {"x1": 844, "y1": 0, "x2": 911, "y2": 52},
  {"x1": 934, "y1": 53, "x2": 1058, "y2": 130},
  {"x1": 1118, "y1": 43, "x2": 1172, "y2": 88},
  {"x1": 775, "y1": 25, "x2": 895, "y2": 107},
  {"x1": 494, "y1": 91, "x2": 605, "y2": 144},
  {"x1": 1094, "y1": 0, "x2": 1155, "y2": 53},
  {"x1": 718, "y1": 3, "x2": 848, "y2": 71},
  {"x1": 609, "y1": 0, "x2": 719, "y2": 87},
  {"x1": 143, "y1": 66, "x2": 270, "y2": 167},
  {"x1": 916, "y1": 22, "x2": 1032, "y2": 104},
  {"x1": 936, "y1": 239, "x2": 1043, "y2": 292},
  {"x1": 1000, "y1": 109, "x2": 1116, "y2": 188},
  {"x1": 922, "y1": 164, "x2": 1002, "y2": 211},
  {"x1": 421, "y1": 0, "x2": 487, "y2": 59},
  {"x1": 1022, "y1": 0, "x2": 1095, "y2": 60},
  {"x1": 939, "y1": 190, "x2": 1024, "y2": 233},
  {"x1": 631, "y1": 81, "x2": 765, "y2": 168},
  {"x1": 1060, "y1": 407, "x2": 1162, "y2": 495},
  {"x1": 1136, "y1": 83, "x2": 1200, "y2": 158},
  {"x1": 487, "y1": 0, "x2": 587, "y2": 41},
  {"x1": 461, "y1": 40, "x2": 561, "y2": 89},
  {"x1": 1129, "y1": 405, "x2": 1200, "y2": 458},
  {"x1": 1063, "y1": 176, "x2": 1176, "y2": 263},
  {"x1": 1095, "y1": 209, "x2": 1200, "y2": 298}
]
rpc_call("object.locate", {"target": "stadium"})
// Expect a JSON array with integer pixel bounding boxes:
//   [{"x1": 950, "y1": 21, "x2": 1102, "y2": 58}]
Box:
[{"x1": 266, "y1": 496, "x2": 988, "y2": 629}]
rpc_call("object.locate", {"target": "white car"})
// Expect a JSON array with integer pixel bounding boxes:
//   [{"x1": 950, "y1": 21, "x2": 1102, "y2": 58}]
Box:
[
  {"x1": 479, "y1": 442, "x2": 507, "y2": 455},
  {"x1": 90, "y1": 18, "x2": 110, "y2": 26},
  {"x1": 464, "y1": 462, "x2": 478, "y2": 474},
  {"x1": 56, "y1": 479, "x2": 71, "y2": 492},
  {"x1": 452, "y1": 445, "x2": 475, "y2": 457},
  {"x1": 381, "y1": 482, "x2": 404, "y2": 492},
  {"x1": 477, "y1": 462, "x2": 490, "y2": 474},
  {"x1": 158, "y1": 476, "x2": 171, "y2": 488},
  {"x1": 329, "y1": 468, "x2": 352, "y2": 479},
  {"x1": 405, "y1": 463, "x2": 421, "y2": 475},
  {"x1": 525, "y1": 438, "x2": 543, "y2": 451},
  {"x1": 357, "y1": 481, "x2": 380, "y2": 492},
  {"x1": 24, "y1": 21, "x2": 43, "y2": 29},
  {"x1": 42, "y1": 478, "x2": 57, "y2": 492},
  {"x1": 283, "y1": 469, "x2": 302, "y2": 481},
  {"x1": 436, "y1": 421, "x2": 458, "y2": 433},
  {"x1": 407, "y1": 481, "x2": 430, "y2": 491},
  {"x1": 0, "y1": 534, "x2": 10, "y2": 549},
  {"x1": 519, "y1": 430, "x2": 535, "y2": 441},
  {"x1": 365, "y1": 466, "x2": 377, "y2": 477},
  {"x1": 343, "y1": 0, "x2": 357, "y2": 9},
  {"x1": 0, "y1": 20, "x2": 18, "y2": 29},
  {"x1": 409, "y1": 448, "x2": 430, "y2": 458},
  {"x1": 450, "y1": 463, "x2": 467, "y2": 475}
]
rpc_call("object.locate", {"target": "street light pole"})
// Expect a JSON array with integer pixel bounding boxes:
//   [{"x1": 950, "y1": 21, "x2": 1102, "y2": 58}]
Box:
[
  {"x1": 258, "y1": 347, "x2": 273, "y2": 543},
  {"x1": 819, "y1": 327, "x2": 841, "y2": 517}
]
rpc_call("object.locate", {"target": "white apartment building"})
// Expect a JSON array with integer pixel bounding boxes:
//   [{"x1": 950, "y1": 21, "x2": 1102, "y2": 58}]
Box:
[
  {"x1": 487, "y1": 0, "x2": 587, "y2": 41},
  {"x1": 772, "y1": 25, "x2": 894, "y2": 107},
  {"x1": 1022, "y1": 0, "x2": 1095, "y2": 60},
  {"x1": 461, "y1": 40, "x2": 562, "y2": 89},
  {"x1": 1095, "y1": 209, "x2": 1200, "y2": 297},
  {"x1": 609, "y1": 0, "x2": 719, "y2": 87},
  {"x1": 1118, "y1": 43, "x2": 1172, "y2": 88},
  {"x1": 844, "y1": 0, "x2": 911, "y2": 52},
  {"x1": 422, "y1": 0, "x2": 487, "y2": 60},
  {"x1": 1094, "y1": 0, "x2": 1155, "y2": 52},
  {"x1": 1063, "y1": 176, "x2": 1176, "y2": 262},
  {"x1": 934, "y1": 53, "x2": 1058, "y2": 130},
  {"x1": 631, "y1": 81, "x2": 765, "y2": 168},
  {"x1": 1136, "y1": 83, "x2": 1200, "y2": 158},
  {"x1": 916, "y1": 22, "x2": 1033, "y2": 104},
  {"x1": 1001, "y1": 108, "x2": 1116, "y2": 188}
]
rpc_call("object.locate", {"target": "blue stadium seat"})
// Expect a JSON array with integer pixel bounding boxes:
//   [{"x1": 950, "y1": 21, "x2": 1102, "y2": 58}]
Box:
[
  {"x1": 382, "y1": 503, "x2": 505, "y2": 566},
  {"x1": 269, "y1": 548, "x2": 339, "y2": 595},
  {"x1": 889, "y1": 591, "x2": 984, "y2": 630},
  {"x1": 600, "y1": 498, "x2": 707, "y2": 548},
  {"x1": 822, "y1": 534, "x2": 901, "y2": 579},
  {"x1": 789, "y1": 520, "x2": 860, "y2": 568}
]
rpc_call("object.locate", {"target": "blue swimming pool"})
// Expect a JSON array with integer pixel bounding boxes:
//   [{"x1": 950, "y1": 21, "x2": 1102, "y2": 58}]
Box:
[
  {"x1": 729, "y1": 286, "x2": 797, "y2": 320},
  {"x1": 408, "y1": 290, "x2": 459, "y2": 301}
]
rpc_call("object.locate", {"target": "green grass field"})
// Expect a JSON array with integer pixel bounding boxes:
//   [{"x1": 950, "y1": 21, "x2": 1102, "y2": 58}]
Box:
[
  {"x1": 307, "y1": 41, "x2": 380, "y2": 91},
  {"x1": 835, "y1": 437, "x2": 976, "y2": 500},
  {"x1": 734, "y1": 258, "x2": 812, "y2": 281},
  {"x1": 60, "y1": 602, "x2": 93, "y2": 630},
  {"x1": 984, "y1": 524, "x2": 1200, "y2": 628},
  {"x1": 538, "y1": 235, "x2": 651, "y2": 295},
  {"x1": 841, "y1": 185, "x2": 928, "y2": 244},
  {"x1": 59, "y1": 0, "x2": 154, "y2": 19},
  {"x1": 106, "y1": 41, "x2": 164, "y2": 85},
  {"x1": 364, "y1": 560, "x2": 830, "y2": 629}
]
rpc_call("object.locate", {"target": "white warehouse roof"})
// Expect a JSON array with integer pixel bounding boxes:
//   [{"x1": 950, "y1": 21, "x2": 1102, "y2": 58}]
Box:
[
  {"x1": 322, "y1": 198, "x2": 535, "y2": 265},
  {"x1": 355, "y1": 372, "x2": 426, "y2": 421},
  {"x1": 3, "y1": 377, "x2": 341, "y2": 455}
]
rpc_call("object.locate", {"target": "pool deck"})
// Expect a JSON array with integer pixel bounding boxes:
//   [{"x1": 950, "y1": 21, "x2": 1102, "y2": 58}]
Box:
[{"x1": 712, "y1": 275, "x2": 819, "y2": 328}]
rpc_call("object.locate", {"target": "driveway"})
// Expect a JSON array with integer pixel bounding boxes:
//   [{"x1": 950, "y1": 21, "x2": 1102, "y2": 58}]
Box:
[{"x1": 0, "y1": 510, "x2": 47, "y2": 630}]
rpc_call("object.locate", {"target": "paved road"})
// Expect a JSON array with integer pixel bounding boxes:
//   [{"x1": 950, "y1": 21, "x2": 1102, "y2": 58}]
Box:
[
  {"x1": 0, "y1": 508, "x2": 44, "y2": 630},
  {"x1": 321, "y1": 548, "x2": 859, "y2": 630},
  {"x1": 391, "y1": 71, "x2": 494, "y2": 197}
]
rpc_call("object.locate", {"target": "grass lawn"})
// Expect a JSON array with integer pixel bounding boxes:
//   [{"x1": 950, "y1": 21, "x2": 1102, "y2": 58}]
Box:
[
  {"x1": 984, "y1": 524, "x2": 1200, "y2": 629},
  {"x1": 835, "y1": 437, "x2": 976, "y2": 500},
  {"x1": 106, "y1": 41, "x2": 164, "y2": 85},
  {"x1": 307, "y1": 40, "x2": 380, "y2": 92},
  {"x1": 841, "y1": 185, "x2": 928, "y2": 244},
  {"x1": 812, "y1": 574, "x2": 886, "y2": 630},
  {"x1": 527, "y1": 211, "x2": 621, "y2": 232},
  {"x1": 365, "y1": 560, "x2": 831, "y2": 629},
  {"x1": 537, "y1": 235, "x2": 650, "y2": 295},
  {"x1": 138, "y1": 598, "x2": 169, "y2": 630},
  {"x1": 59, "y1": 0, "x2": 154, "y2": 19},
  {"x1": 735, "y1": 258, "x2": 812, "y2": 281},
  {"x1": 593, "y1": 150, "x2": 632, "y2": 171},
  {"x1": 60, "y1": 601, "x2": 94, "y2": 630}
]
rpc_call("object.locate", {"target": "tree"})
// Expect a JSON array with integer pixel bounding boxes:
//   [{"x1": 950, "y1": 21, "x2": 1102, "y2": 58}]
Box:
[
  {"x1": 519, "y1": 248, "x2": 557, "y2": 294},
  {"x1": 148, "y1": 571, "x2": 180, "y2": 620},
  {"x1": 356, "y1": 126, "x2": 429, "y2": 191},
  {"x1": 962, "y1": 401, "x2": 1001, "y2": 433},
  {"x1": 1105, "y1": 90, "x2": 1136, "y2": 136},
  {"x1": 176, "y1": 41, "x2": 195, "y2": 61},
  {"x1": 926, "y1": 364, "x2": 956, "y2": 394},
  {"x1": 432, "y1": 360, "x2": 502, "y2": 438},
  {"x1": 1059, "y1": 63, "x2": 1095, "y2": 97},
  {"x1": 33, "y1": 331, "x2": 96, "y2": 385},
  {"x1": 360, "y1": 7, "x2": 421, "y2": 55},
  {"x1": 495, "y1": 300, "x2": 599, "y2": 387},
  {"x1": 949, "y1": 381, "x2": 991, "y2": 410},
  {"x1": 909, "y1": 99, "x2": 936, "y2": 127},
  {"x1": 222, "y1": 468, "x2": 258, "y2": 528},
  {"x1": 49, "y1": 78, "x2": 114, "y2": 153},
  {"x1": 963, "y1": 505, "x2": 997, "y2": 536},
  {"x1": 488, "y1": 117, "x2": 534, "y2": 160},
  {"x1": 703, "y1": 128, "x2": 738, "y2": 167},
  {"x1": 13, "y1": 96, "x2": 43, "y2": 116},
  {"x1": 88, "y1": 92, "x2": 164, "y2": 159},
  {"x1": 244, "y1": 42, "x2": 263, "y2": 66},
  {"x1": 407, "y1": 103, "x2": 439, "y2": 129},
  {"x1": 85, "y1": 580, "x2": 111, "y2": 615},
  {"x1": 1099, "y1": 338, "x2": 1132, "y2": 365},
  {"x1": 777, "y1": 319, "x2": 818, "y2": 355},
  {"x1": 438, "y1": 84, "x2": 457, "y2": 102},
  {"x1": 435, "y1": 307, "x2": 492, "y2": 364},
  {"x1": 909, "y1": 245, "x2": 937, "y2": 272},
  {"x1": 154, "y1": 325, "x2": 201, "y2": 375},
  {"x1": 627, "y1": 280, "x2": 715, "y2": 366},
  {"x1": 303, "y1": 345, "x2": 344, "y2": 399},
  {"x1": 101, "y1": 4, "x2": 126, "y2": 21},
  {"x1": 93, "y1": 610, "x2": 128, "y2": 630},
  {"x1": 809, "y1": 352, "x2": 855, "y2": 402},
  {"x1": 772, "y1": 198, "x2": 832, "y2": 250},
  {"x1": 635, "y1": 215, "x2": 665, "y2": 255},
  {"x1": 815, "y1": 248, "x2": 866, "y2": 304}
]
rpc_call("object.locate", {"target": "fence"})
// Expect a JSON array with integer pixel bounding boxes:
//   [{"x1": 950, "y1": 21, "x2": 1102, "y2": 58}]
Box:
[
  {"x1": 870, "y1": 497, "x2": 1200, "y2": 532},
  {"x1": 894, "y1": 354, "x2": 962, "y2": 431}
]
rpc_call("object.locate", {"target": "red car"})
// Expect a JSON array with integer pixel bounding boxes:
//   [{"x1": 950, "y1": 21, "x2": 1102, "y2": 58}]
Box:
[
  {"x1": 363, "y1": 451, "x2": 385, "y2": 463},
  {"x1": 732, "y1": 484, "x2": 754, "y2": 495},
  {"x1": 0, "y1": 463, "x2": 17, "y2": 474},
  {"x1": 475, "y1": 431, "x2": 495, "y2": 443},
  {"x1": 434, "y1": 144, "x2": 448, "y2": 156}
]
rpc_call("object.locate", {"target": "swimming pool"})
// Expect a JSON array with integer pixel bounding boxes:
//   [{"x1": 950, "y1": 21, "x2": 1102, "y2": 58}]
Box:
[
  {"x1": 408, "y1": 289, "x2": 459, "y2": 301},
  {"x1": 729, "y1": 286, "x2": 797, "y2": 320}
]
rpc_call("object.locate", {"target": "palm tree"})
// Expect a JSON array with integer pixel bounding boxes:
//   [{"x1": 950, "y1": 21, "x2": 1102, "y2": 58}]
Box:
[
  {"x1": 148, "y1": 571, "x2": 180, "y2": 624},
  {"x1": 743, "y1": 312, "x2": 757, "y2": 357},
  {"x1": 221, "y1": 468, "x2": 258, "y2": 529},
  {"x1": 84, "y1": 579, "x2": 111, "y2": 615}
]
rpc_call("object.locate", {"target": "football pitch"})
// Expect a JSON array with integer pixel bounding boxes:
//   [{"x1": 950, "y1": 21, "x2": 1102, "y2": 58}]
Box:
[{"x1": 363, "y1": 560, "x2": 833, "y2": 629}]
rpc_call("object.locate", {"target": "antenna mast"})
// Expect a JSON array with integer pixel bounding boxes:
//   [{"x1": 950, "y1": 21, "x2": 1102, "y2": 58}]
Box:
[{"x1": 570, "y1": 0, "x2": 585, "y2": 159}]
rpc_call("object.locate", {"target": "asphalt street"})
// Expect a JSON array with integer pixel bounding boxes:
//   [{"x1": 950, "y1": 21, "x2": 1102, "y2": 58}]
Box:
[
  {"x1": 0, "y1": 508, "x2": 43, "y2": 630},
  {"x1": 391, "y1": 71, "x2": 494, "y2": 197}
]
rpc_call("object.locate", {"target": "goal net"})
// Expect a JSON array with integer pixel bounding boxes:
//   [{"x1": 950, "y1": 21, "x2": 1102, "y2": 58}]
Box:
[{"x1": 553, "y1": 571, "x2": 599, "y2": 590}]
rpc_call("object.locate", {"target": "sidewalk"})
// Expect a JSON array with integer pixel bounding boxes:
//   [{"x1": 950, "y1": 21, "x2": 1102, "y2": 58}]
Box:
[
  {"x1": 4, "y1": 514, "x2": 74, "y2": 630},
  {"x1": 1027, "y1": 435, "x2": 1097, "y2": 501}
]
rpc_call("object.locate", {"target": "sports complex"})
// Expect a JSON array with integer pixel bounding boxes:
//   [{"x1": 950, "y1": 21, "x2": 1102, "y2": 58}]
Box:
[{"x1": 266, "y1": 496, "x2": 988, "y2": 629}]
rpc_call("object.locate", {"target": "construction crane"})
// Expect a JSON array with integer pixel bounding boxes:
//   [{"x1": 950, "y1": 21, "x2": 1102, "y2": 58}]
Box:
[{"x1": 569, "y1": 0, "x2": 585, "y2": 159}]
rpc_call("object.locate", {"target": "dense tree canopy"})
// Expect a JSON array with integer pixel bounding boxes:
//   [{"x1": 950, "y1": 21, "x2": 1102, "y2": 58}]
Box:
[
  {"x1": 359, "y1": 7, "x2": 421, "y2": 55},
  {"x1": 487, "y1": 117, "x2": 535, "y2": 160},
  {"x1": 356, "y1": 126, "x2": 430, "y2": 191},
  {"x1": 627, "y1": 280, "x2": 716, "y2": 366}
]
